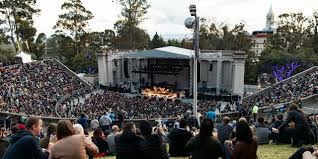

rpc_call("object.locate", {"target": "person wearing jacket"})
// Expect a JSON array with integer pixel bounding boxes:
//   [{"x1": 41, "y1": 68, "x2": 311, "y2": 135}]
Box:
[
  {"x1": 225, "y1": 121, "x2": 258, "y2": 159},
  {"x1": 273, "y1": 103, "x2": 310, "y2": 147},
  {"x1": 3, "y1": 116, "x2": 49, "y2": 159},
  {"x1": 185, "y1": 118, "x2": 223, "y2": 159},
  {"x1": 49, "y1": 120, "x2": 99, "y2": 159},
  {"x1": 139, "y1": 120, "x2": 169, "y2": 159},
  {"x1": 167, "y1": 119, "x2": 193, "y2": 157},
  {"x1": 92, "y1": 128, "x2": 109, "y2": 155},
  {"x1": 271, "y1": 114, "x2": 291, "y2": 144},
  {"x1": 40, "y1": 123, "x2": 57, "y2": 149},
  {"x1": 289, "y1": 146, "x2": 318, "y2": 159},
  {"x1": 255, "y1": 117, "x2": 270, "y2": 144},
  {"x1": 115, "y1": 122, "x2": 142, "y2": 159}
]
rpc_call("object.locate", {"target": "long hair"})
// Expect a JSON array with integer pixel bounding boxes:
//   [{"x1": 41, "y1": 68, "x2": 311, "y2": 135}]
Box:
[
  {"x1": 288, "y1": 103, "x2": 304, "y2": 114},
  {"x1": 199, "y1": 118, "x2": 214, "y2": 146},
  {"x1": 56, "y1": 120, "x2": 75, "y2": 140},
  {"x1": 236, "y1": 121, "x2": 253, "y2": 144}
]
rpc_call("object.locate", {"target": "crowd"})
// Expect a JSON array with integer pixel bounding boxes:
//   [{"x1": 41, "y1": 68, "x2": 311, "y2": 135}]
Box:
[
  {"x1": 0, "y1": 103, "x2": 315, "y2": 159},
  {"x1": 0, "y1": 59, "x2": 87, "y2": 117},
  {"x1": 60, "y1": 91, "x2": 226, "y2": 119},
  {"x1": 243, "y1": 68, "x2": 318, "y2": 110}
]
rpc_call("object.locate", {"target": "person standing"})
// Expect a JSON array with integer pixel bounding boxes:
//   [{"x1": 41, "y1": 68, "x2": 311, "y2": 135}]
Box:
[
  {"x1": 99, "y1": 112, "x2": 112, "y2": 132},
  {"x1": 78, "y1": 114, "x2": 89, "y2": 130},
  {"x1": 267, "y1": 103, "x2": 275, "y2": 120},
  {"x1": 3, "y1": 116, "x2": 49, "y2": 159},
  {"x1": 252, "y1": 104, "x2": 259, "y2": 122},
  {"x1": 206, "y1": 107, "x2": 216, "y2": 123}
]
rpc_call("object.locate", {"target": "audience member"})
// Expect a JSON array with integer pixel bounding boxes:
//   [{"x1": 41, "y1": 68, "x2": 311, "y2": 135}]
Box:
[
  {"x1": 139, "y1": 120, "x2": 169, "y2": 159},
  {"x1": 3, "y1": 116, "x2": 48, "y2": 159},
  {"x1": 216, "y1": 116, "x2": 233, "y2": 144},
  {"x1": 225, "y1": 121, "x2": 258, "y2": 159},
  {"x1": 40, "y1": 123, "x2": 57, "y2": 149},
  {"x1": 289, "y1": 146, "x2": 318, "y2": 159},
  {"x1": 272, "y1": 103, "x2": 309, "y2": 147},
  {"x1": 77, "y1": 114, "x2": 89, "y2": 130},
  {"x1": 255, "y1": 117, "x2": 270, "y2": 144},
  {"x1": 99, "y1": 112, "x2": 112, "y2": 132},
  {"x1": 271, "y1": 114, "x2": 291, "y2": 144},
  {"x1": 185, "y1": 118, "x2": 223, "y2": 159},
  {"x1": 107, "y1": 125, "x2": 120, "y2": 155},
  {"x1": 167, "y1": 119, "x2": 193, "y2": 157},
  {"x1": 49, "y1": 120, "x2": 99, "y2": 159},
  {"x1": 92, "y1": 128, "x2": 108, "y2": 157},
  {"x1": 115, "y1": 122, "x2": 142, "y2": 159}
]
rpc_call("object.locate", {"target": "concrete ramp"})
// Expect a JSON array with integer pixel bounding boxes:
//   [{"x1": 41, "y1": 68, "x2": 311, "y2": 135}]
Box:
[{"x1": 302, "y1": 94, "x2": 318, "y2": 114}]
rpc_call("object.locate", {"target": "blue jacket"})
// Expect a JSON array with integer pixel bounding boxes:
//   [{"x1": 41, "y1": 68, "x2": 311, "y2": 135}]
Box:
[{"x1": 3, "y1": 131, "x2": 48, "y2": 159}]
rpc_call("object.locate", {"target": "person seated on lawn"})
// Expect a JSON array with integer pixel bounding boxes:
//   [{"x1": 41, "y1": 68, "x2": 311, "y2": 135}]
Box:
[
  {"x1": 49, "y1": 120, "x2": 99, "y2": 159},
  {"x1": 271, "y1": 114, "x2": 291, "y2": 144},
  {"x1": 92, "y1": 128, "x2": 108, "y2": 158},
  {"x1": 185, "y1": 118, "x2": 223, "y2": 159},
  {"x1": 107, "y1": 125, "x2": 120, "y2": 155},
  {"x1": 289, "y1": 146, "x2": 318, "y2": 159},
  {"x1": 115, "y1": 122, "x2": 142, "y2": 159},
  {"x1": 139, "y1": 120, "x2": 169, "y2": 159},
  {"x1": 167, "y1": 118, "x2": 193, "y2": 157},
  {"x1": 225, "y1": 121, "x2": 258, "y2": 159},
  {"x1": 255, "y1": 117, "x2": 270, "y2": 145},
  {"x1": 40, "y1": 123, "x2": 57, "y2": 149},
  {"x1": 272, "y1": 103, "x2": 309, "y2": 147},
  {"x1": 216, "y1": 116, "x2": 233, "y2": 144}
]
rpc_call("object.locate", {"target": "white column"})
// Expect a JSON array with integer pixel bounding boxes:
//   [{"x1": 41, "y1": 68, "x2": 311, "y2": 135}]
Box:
[
  {"x1": 216, "y1": 60, "x2": 223, "y2": 94},
  {"x1": 97, "y1": 53, "x2": 108, "y2": 86},
  {"x1": 232, "y1": 58, "x2": 246, "y2": 95}
]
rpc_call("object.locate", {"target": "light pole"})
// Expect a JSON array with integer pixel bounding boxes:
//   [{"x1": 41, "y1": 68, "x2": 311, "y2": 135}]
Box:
[{"x1": 185, "y1": 4, "x2": 200, "y2": 119}]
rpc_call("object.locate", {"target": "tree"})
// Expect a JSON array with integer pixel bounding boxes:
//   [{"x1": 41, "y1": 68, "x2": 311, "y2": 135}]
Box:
[
  {"x1": 80, "y1": 29, "x2": 116, "y2": 52},
  {"x1": 54, "y1": 0, "x2": 93, "y2": 55},
  {"x1": 150, "y1": 32, "x2": 165, "y2": 49},
  {"x1": 309, "y1": 10, "x2": 318, "y2": 54},
  {"x1": 268, "y1": 13, "x2": 310, "y2": 54},
  {"x1": 0, "y1": 44, "x2": 15, "y2": 61},
  {"x1": 35, "y1": 33, "x2": 46, "y2": 58},
  {"x1": 115, "y1": 0, "x2": 150, "y2": 49},
  {"x1": 0, "y1": 0, "x2": 40, "y2": 53},
  {"x1": 46, "y1": 32, "x2": 75, "y2": 59}
]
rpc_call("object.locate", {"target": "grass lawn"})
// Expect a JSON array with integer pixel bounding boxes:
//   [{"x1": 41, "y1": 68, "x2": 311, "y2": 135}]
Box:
[{"x1": 99, "y1": 144, "x2": 301, "y2": 159}]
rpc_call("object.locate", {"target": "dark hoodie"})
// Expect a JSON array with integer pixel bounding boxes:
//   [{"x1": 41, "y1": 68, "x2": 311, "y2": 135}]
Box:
[
  {"x1": 168, "y1": 128, "x2": 193, "y2": 157},
  {"x1": 3, "y1": 131, "x2": 48, "y2": 159},
  {"x1": 115, "y1": 132, "x2": 142, "y2": 159},
  {"x1": 139, "y1": 134, "x2": 169, "y2": 159}
]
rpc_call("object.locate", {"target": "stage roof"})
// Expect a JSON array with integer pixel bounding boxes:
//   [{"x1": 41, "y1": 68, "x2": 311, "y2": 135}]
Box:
[{"x1": 124, "y1": 46, "x2": 194, "y2": 59}]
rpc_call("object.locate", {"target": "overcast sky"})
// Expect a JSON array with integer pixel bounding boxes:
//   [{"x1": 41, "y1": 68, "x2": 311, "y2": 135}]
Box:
[{"x1": 34, "y1": 0, "x2": 318, "y2": 39}]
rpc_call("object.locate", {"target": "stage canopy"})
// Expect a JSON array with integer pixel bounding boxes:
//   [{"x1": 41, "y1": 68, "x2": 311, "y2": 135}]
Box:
[
  {"x1": 15, "y1": 51, "x2": 32, "y2": 63},
  {"x1": 124, "y1": 46, "x2": 194, "y2": 59}
]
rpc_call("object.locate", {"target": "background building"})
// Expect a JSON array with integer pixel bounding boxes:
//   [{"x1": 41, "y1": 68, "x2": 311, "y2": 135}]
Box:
[{"x1": 250, "y1": 5, "x2": 275, "y2": 58}]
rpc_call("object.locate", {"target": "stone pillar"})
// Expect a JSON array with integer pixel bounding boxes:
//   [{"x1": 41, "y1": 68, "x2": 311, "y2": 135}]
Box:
[
  {"x1": 97, "y1": 52, "x2": 108, "y2": 86},
  {"x1": 232, "y1": 54, "x2": 247, "y2": 95},
  {"x1": 216, "y1": 60, "x2": 223, "y2": 94}
]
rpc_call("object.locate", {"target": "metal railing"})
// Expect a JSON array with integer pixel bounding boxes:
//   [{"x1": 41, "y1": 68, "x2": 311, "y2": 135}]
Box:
[{"x1": 243, "y1": 66, "x2": 318, "y2": 102}]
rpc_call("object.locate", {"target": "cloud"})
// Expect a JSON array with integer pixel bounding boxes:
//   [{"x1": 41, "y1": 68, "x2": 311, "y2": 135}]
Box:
[{"x1": 33, "y1": 0, "x2": 318, "y2": 39}]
